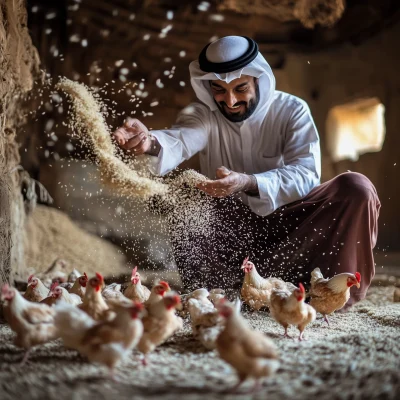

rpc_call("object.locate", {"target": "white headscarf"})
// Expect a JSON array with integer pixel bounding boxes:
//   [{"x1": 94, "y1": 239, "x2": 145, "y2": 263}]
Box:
[{"x1": 189, "y1": 36, "x2": 276, "y2": 122}]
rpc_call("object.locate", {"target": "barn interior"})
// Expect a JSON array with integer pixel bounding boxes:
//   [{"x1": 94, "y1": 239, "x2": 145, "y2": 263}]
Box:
[{"x1": 0, "y1": 0, "x2": 399, "y2": 399}]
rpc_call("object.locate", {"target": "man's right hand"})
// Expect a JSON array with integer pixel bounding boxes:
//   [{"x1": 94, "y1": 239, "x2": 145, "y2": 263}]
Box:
[{"x1": 112, "y1": 117, "x2": 151, "y2": 155}]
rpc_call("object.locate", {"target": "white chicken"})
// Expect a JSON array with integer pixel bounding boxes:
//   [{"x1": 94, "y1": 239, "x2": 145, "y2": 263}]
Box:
[
  {"x1": 1, "y1": 284, "x2": 58, "y2": 363},
  {"x1": 41, "y1": 282, "x2": 82, "y2": 306},
  {"x1": 102, "y1": 283, "x2": 132, "y2": 306},
  {"x1": 187, "y1": 289, "x2": 223, "y2": 350},
  {"x1": 123, "y1": 266, "x2": 151, "y2": 303}
]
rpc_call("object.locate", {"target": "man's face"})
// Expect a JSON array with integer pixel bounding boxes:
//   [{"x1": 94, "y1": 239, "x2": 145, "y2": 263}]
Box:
[{"x1": 210, "y1": 75, "x2": 259, "y2": 122}]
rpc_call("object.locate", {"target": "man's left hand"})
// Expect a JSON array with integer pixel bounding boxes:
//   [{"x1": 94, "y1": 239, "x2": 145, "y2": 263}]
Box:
[{"x1": 196, "y1": 166, "x2": 257, "y2": 197}]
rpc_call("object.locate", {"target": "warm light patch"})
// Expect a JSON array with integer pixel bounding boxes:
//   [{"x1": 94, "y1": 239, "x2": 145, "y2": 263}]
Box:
[{"x1": 326, "y1": 98, "x2": 385, "y2": 162}]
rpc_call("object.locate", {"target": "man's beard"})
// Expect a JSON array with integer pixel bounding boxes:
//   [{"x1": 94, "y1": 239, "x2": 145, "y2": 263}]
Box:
[{"x1": 215, "y1": 83, "x2": 260, "y2": 123}]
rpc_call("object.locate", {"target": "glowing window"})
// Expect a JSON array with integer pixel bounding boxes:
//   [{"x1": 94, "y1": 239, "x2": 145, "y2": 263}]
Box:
[{"x1": 326, "y1": 98, "x2": 385, "y2": 162}]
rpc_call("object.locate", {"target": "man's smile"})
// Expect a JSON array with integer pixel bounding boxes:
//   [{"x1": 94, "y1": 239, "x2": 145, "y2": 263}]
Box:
[{"x1": 224, "y1": 104, "x2": 244, "y2": 113}]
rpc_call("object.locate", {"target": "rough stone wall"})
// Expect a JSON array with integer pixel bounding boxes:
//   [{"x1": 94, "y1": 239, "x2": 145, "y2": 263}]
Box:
[{"x1": 0, "y1": 0, "x2": 40, "y2": 284}]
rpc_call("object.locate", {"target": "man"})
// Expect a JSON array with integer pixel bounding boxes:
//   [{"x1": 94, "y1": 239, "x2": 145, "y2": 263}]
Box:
[{"x1": 113, "y1": 36, "x2": 380, "y2": 305}]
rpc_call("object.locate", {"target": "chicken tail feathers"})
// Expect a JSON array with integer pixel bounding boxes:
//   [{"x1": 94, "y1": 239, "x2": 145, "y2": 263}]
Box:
[{"x1": 310, "y1": 268, "x2": 324, "y2": 286}]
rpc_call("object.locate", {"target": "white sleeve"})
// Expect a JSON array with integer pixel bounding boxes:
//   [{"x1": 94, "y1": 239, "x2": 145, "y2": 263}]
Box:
[
  {"x1": 147, "y1": 103, "x2": 210, "y2": 176},
  {"x1": 248, "y1": 100, "x2": 321, "y2": 216}
]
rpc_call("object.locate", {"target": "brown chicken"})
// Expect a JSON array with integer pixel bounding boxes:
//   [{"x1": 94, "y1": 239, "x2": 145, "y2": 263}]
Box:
[
  {"x1": 54, "y1": 300, "x2": 144, "y2": 377},
  {"x1": 68, "y1": 273, "x2": 88, "y2": 299},
  {"x1": 23, "y1": 275, "x2": 50, "y2": 303},
  {"x1": 123, "y1": 266, "x2": 151, "y2": 303},
  {"x1": 137, "y1": 293, "x2": 183, "y2": 364},
  {"x1": 269, "y1": 283, "x2": 316, "y2": 340},
  {"x1": 215, "y1": 299, "x2": 279, "y2": 393},
  {"x1": 143, "y1": 281, "x2": 171, "y2": 308},
  {"x1": 241, "y1": 257, "x2": 296, "y2": 310},
  {"x1": 308, "y1": 268, "x2": 361, "y2": 325},
  {"x1": 41, "y1": 282, "x2": 82, "y2": 306},
  {"x1": 1, "y1": 284, "x2": 58, "y2": 363},
  {"x1": 79, "y1": 273, "x2": 110, "y2": 321}
]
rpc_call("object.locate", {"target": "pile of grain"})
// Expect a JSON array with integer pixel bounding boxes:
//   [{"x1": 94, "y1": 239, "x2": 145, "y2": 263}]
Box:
[{"x1": 23, "y1": 205, "x2": 128, "y2": 280}]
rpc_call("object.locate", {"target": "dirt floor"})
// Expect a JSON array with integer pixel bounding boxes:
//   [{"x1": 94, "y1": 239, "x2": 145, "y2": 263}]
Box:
[{"x1": 0, "y1": 285, "x2": 399, "y2": 400}]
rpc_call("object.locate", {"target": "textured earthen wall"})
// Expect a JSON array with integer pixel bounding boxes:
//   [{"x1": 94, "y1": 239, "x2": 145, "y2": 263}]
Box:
[{"x1": 0, "y1": 0, "x2": 40, "y2": 284}]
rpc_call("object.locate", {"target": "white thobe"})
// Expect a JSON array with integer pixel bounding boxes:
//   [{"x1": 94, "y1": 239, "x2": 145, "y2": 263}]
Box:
[{"x1": 148, "y1": 90, "x2": 321, "y2": 217}]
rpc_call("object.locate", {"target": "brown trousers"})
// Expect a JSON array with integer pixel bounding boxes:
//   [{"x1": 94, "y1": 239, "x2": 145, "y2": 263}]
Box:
[{"x1": 169, "y1": 172, "x2": 380, "y2": 305}]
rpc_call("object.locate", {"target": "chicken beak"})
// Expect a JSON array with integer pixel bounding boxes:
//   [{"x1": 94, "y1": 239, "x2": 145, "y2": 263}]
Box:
[{"x1": 355, "y1": 282, "x2": 361, "y2": 289}]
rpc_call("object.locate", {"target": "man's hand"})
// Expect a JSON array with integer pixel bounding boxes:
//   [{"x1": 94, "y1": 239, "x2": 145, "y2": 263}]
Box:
[
  {"x1": 112, "y1": 117, "x2": 151, "y2": 155},
  {"x1": 196, "y1": 166, "x2": 258, "y2": 197}
]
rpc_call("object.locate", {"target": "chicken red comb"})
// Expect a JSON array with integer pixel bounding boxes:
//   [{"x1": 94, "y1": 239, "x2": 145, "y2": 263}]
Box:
[
  {"x1": 95, "y1": 272, "x2": 104, "y2": 283},
  {"x1": 28, "y1": 274, "x2": 34, "y2": 283},
  {"x1": 159, "y1": 281, "x2": 170, "y2": 289},
  {"x1": 131, "y1": 266, "x2": 138, "y2": 278},
  {"x1": 299, "y1": 283, "x2": 305, "y2": 293},
  {"x1": 50, "y1": 281, "x2": 59, "y2": 292},
  {"x1": 83, "y1": 272, "x2": 88, "y2": 280},
  {"x1": 355, "y1": 272, "x2": 361, "y2": 283},
  {"x1": 242, "y1": 256, "x2": 249, "y2": 265}
]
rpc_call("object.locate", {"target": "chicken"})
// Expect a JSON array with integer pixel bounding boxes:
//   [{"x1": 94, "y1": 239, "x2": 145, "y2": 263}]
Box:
[
  {"x1": 241, "y1": 257, "x2": 296, "y2": 310},
  {"x1": 208, "y1": 288, "x2": 226, "y2": 306},
  {"x1": 308, "y1": 268, "x2": 361, "y2": 325},
  {"x1": 215, "y1": 299, "x2": 279, "y2": 393},
  {"x1": 79, "y1": 273, "x2": 110, "y2": 321},
  {"x1": 68, "y1": 268, "x2": 82, "y2": 283},
  {"x1": 187, "y1": 289, "x2": 223, "y2": 350},
  {"x1": 123, "y1": 266, "x2": 151, "y2": 303},
  {"x1": 54, "y1": 300, "x2": 144, "y2": 377},
  {"x1": 269, "y1": 283, "x2": 316, "y2": 340},
  {"x1": 68, "y1": 273, "x2": 88, "y2": 299},
  {"x1": 178, "y1": 288, "x2": 212, "y2": 317},
  {"x1": 41, "y1": 282, "x2": 82, "y2": 306},
  {"x1": 102, "y1": 283, "x2": 132, "y2": 306},
  {"x1": 137, "y1": 293, "x2": 183, "y2": 364},
  {"x1": 36, "y1": 258, "x2": 68, "y2": 287},
  {"x1": 1, "y1": 284, "x2": 58, "y2": 363},
  {"x1": 143, "y1": 281, "x2": 171, "y2": 308},
  {"x1": 23, "y1": 275, "x2": 49, "y2": 303}
]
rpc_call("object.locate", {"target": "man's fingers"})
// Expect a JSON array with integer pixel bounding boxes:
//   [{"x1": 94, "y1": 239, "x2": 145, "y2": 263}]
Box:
[
  {"x1": 216, "y1": 166, "x2": 231, "y2": 179},
  {"x1": 124, "y1": 117, "x2": 139, "y2": 129},
  {"x1": 196, "y1": 181, "x2": 229, "y2": 197},
  {"x1": 121, "y1": 133, "x2": 147, "y2": 150}
]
